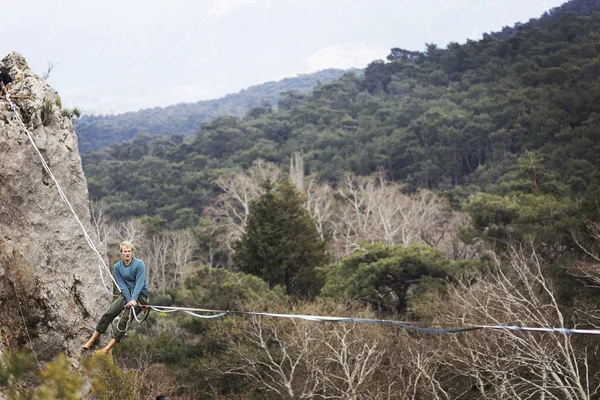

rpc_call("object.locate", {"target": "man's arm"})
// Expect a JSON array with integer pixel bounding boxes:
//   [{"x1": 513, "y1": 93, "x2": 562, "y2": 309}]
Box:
[
  {"x1": 114, "y1": 263, "x2": 131, "y2": 302},
  {"x1": 130, "y1": 260, "x2": 147, "y2": 302}
]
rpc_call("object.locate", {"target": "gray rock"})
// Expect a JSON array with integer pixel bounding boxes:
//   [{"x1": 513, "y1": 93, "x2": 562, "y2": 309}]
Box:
[{"x1": 0, "y1": 52, "x2": 109, "y2": 366}]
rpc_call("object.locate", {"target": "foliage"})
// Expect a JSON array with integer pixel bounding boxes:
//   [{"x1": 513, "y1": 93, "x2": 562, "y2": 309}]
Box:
[
  {"x1": 0, "y1": 349, "x2": 36, "y2": 398},
  {"x1": 233, "y1": 177, "x2": 328, "y2": 297},
  {"x1": 463, "y1": 151, "x2": 582, "y2": 260},
  {"x1": 41, "y1": 98, "x2": 55, "y2": 126},
  {"x1": 61, "y1": 107, "x2": 81, "y2": 120},
  {"x1": 35, "y1": 354, "x2": 83, "y2": 400},
  {"x1": 0, "y1": 351, "x2": 141, "y2": 400},
  {"x1": 83, "y1": 354, "x2": 141, "y2": 400},
  {"x1": 182, "y1": 265, "x2": 286, "y2": 311},
  {"x1": 321, "y1": 243, "x2": 472, "y2": 314}
]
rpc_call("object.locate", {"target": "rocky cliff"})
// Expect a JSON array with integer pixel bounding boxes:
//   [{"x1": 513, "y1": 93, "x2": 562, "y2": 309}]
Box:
[{"x1": 0, "y1": 52, "x2": 108, "y2": 363}]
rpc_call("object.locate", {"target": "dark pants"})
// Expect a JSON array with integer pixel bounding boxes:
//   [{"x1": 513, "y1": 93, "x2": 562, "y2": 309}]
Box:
[{"x1": 96, "y1": 293, "x2": 148, "y2": 342}]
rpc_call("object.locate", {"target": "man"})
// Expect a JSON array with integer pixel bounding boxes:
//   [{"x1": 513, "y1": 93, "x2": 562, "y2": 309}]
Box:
[{"x1": 83, "y1": 240, "x2": 149, "y2": 355}]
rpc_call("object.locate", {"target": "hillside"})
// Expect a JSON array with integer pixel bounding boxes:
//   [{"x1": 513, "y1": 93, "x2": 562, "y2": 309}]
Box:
[
  {"x1": 74, "y1": 68, "x2": 352, "y2": 152},
  {"x1": 83, "y1": 7, "x2": 600, "y2": 228}
]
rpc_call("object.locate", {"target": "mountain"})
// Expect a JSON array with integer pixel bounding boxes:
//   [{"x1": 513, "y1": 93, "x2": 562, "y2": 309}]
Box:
[
  {"x1": 82, "y1": 3, "x2": 600, "y2": 228},
  {"x1": 74, "y1": 69, "x2": 354, "y2": 152}
]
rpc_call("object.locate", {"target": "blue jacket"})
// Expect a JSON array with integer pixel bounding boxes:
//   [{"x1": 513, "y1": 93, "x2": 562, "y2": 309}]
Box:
[{"x1": 114, "y1": 258, "x2": 149, "y2": 302}]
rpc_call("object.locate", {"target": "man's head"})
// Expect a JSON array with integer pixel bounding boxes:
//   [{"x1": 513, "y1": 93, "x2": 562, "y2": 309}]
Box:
[
  {"x1": 119, "y1": 241, "x2": 134, "y2": 263},
  {"x1": 156, "y1": 396, "x2": 166, "y2": 400}
]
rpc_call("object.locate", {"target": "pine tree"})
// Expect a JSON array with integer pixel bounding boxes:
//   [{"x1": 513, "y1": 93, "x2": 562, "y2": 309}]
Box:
[{"x1": 233, "y1": 177, "x2": 328, "y2": 298}]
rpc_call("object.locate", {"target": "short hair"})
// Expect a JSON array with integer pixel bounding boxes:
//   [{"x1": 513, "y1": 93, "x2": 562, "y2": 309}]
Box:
[{"x1": 119, "y1": 241, "x2": 134, "y2": 252}]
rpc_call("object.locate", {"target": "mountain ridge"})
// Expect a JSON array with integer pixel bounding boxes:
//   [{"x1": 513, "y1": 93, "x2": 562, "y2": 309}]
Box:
[{"x1": 74, "y1": 68, "x2": 354, "y2": 152}]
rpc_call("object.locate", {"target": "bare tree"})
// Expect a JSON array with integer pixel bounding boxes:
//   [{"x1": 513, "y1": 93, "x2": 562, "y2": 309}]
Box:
[
  {"x1": 335, "y1": 173, "x2": 380, "y2": 255},
  {"x1": 435, "y1": 211, "x2": 475, "y2": 260},
  {"x1": 89, "y1": 200, "x2": 115, "y2": 258},
  {"x1": 397, "y1": 189, "x2": 447, "y2": 245},
  {"x1": 154, "y1": 234, "x2": 170, "y2": 296},
  {"x1": 136, "y1": 233, "x2": 169, "y2": 295},
  {"x1": 168, "y1": 230, "x2": 196, "y2": 289},
  {"x1": 42, "y1": 60, "x2": 57, "y2": 80},
  {"x1": 250, "y1": 158, "x2": 283, "y2": 185},
  {"x1": 198, "y1": 218, "x2": 241, "y2": 270},
  {"x1": 399, "y1": 190, "x2": 474, "y2": 260},
  {"x1": 208, "y1": 159, "x2": 284, "y2": 267},
  {"x1": 572, "y1": 221, "x2": 600, "y2": 287},
  {"x1": 117, "y1": 218, "x2": 147, "y2": 245},
  {"x1": 290, "y1": 152, "x2": 305, "y2": 192},
  {"x1": 224, "y1": 301, "x2": 395, "y2": 399},
  {"x1": 332, "y1": 172, "x2": 469, "y2": 260},
  {"x1": 304, "y1": 175, "x2": 335, "y2": 240},
  {"x1": 435, "y1": 246, "x2": 598, "y2": 399},
  {"x1": 316, "y1": 324, "x2": 385, "y2": 399},
  {"x1": 213, "y1": 173, "x2": 260, "y2": 229},
  {"x1": 208, "y1": 162, "x2": 472, "y2": 266},
  {"x1": 225, "y1": 315, "x2": 322, "y2": 399}
]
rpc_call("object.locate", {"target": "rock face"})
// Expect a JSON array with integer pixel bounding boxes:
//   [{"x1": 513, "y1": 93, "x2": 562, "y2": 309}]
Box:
[{"x1": 0, "y1": 52, "x2": 109, "y2": 363}]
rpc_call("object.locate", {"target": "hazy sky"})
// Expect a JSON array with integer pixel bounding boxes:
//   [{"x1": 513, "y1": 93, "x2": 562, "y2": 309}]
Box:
[{"x1": 0, "y1": 0, "x2": 565, "y2": 115}]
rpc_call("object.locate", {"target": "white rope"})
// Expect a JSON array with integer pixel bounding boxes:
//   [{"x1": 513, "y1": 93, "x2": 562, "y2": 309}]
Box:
[
  {"x1": 145, "y1": 304, "x2": 600, "y2": 335},
  {"x1": 2, "y1": 86, "x2": 119, "y2": 295}
]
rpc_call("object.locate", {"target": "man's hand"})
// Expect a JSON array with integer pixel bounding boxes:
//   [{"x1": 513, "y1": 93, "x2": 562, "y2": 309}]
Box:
[{"x1": 125, "y1": 299, "x2": 138, "y2": 308}]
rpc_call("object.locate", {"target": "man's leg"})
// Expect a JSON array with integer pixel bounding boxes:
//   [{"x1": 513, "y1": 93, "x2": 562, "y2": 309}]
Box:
[
  {"x1": 95, "y1": 304, "x2": 130, "y2": 355},
  {"x1": 83, "y1": 295, "x2": 126, "y2": 349},
  {"x1": 96, "y1": 294, "x2": 148, "y2": 354}
]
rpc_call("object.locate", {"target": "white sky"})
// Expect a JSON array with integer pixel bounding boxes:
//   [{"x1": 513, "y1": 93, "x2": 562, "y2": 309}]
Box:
[{"x1": 0, "y1": 0, "x2": 565, "y2": 115}]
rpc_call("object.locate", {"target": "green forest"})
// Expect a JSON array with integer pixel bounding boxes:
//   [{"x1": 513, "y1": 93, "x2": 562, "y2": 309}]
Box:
[
  {"x1": 6, "y1": 1, "x2": 600, "y2": 399},
  {"x1": 84, "y1": 9, "x2": 600, "y2": 228}
]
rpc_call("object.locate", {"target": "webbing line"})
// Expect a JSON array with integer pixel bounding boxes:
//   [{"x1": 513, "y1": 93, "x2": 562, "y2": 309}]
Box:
[
  {"x1": 143, "y1": 305, "x2": 600, "y2": 335},
  {"x1": 1, "y1": 83, "x2": 119, "y2": 296}
]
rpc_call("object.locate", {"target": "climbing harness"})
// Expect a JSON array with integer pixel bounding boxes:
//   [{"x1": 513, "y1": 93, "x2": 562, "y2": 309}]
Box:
[{"x1": 116, "y1": 299, "x2": 151, "y2": 333}]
